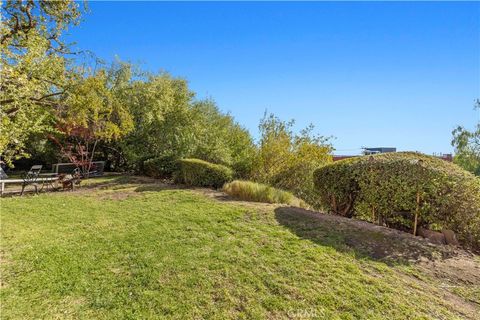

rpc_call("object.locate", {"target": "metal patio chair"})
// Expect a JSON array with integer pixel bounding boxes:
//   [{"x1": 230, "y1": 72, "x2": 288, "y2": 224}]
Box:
[{"x1": 20, "y1": 165, "x2": 42, "y2": 196}]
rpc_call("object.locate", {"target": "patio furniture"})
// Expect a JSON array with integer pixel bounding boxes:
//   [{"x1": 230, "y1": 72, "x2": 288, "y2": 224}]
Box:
[
  {"x1": 39, "y1": 172, "x2": 60, "y2": 192},
  {"x1": 0, "y1": 167, "x2": 7, "y2": 179},
  {"x1": 20, "y1": 165, "x2": 42, "y2": 196},
  {"x1": 58, "y1": 168, "x2": 82, "y2": 191},
  {"x1": 52, "y1": 161, "x2": 105, "y2": 177},
  {"x1": 0, "y1": 166, "x2": 60, "y2": 197},
  {"x1": 0, "y1": 178, "x2": 23, "y2": 196}
]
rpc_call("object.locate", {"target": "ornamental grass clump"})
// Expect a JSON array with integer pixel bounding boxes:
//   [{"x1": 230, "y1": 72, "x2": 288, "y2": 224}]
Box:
[{"x1": 223, "y1": 180, "x2": 307, "y2": 208}]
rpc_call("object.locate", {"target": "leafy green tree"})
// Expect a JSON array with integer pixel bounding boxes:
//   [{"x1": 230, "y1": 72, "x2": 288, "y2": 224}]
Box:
[
  {"x1": 189, "y1": 100, "x2": 256, "y2": 177},
  {"x1": 117, "y1": 70, "x2": 255, "y2": 177},
  {"x1": 254, "y1": 113, "x2": 333, "y2": 207},
  {"x1": 452, "y1": 100, "x2": 480, "y2": 175},
  {"x1": 50, "y1": 67, "x2": 134, "y2": 175},
  {"x1": 0, "y1": 0, "x2": 85, "y2": 165},
  {"x1": 119, "y1": 72, "x2": 195, "y2": 165}
]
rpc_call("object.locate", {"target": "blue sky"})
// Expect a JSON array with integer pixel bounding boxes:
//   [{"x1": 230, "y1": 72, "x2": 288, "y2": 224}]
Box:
[{"x1": 70, "y1": 1, "x2": 479, "y2": 154}]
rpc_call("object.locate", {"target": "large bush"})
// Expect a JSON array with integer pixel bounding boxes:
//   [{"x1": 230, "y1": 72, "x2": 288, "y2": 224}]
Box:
[
  {"x1": 223, "y1": 180, "x2": 307, "y2": 207},
  {"x1": 143, "y1": 155, "x2": 179, "y2": 179},
  {"x1": 174, "y1": 158, "x2": 233, "y2": 188},
  {"x1": 312, "y1": 159, "x2": 359, "y2": 217},
  {"x1": 314, "y1": 152, "x2": 480, "y2": 250}
]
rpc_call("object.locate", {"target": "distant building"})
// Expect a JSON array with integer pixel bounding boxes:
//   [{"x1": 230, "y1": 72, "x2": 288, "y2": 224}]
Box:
[
  {"x1": 434, "y1": 154, "x2": 453, "y2": 162},
  {"x1": 333, "y1": 147, "x2": 396, "y2": 161},
  {"x1": 362, "y1": 147, "x2": 396, "y2": 155}
]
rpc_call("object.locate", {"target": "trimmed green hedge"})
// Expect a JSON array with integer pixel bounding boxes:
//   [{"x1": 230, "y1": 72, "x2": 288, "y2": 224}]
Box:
[
  {"x1": 143, "y1": 155, "x2": 179, "y2": 179},
  {"x1": 174, "y1": 158, "x2": 233, "y2": 188},
  {"x1": 313, "y1": 152, "x2": 480, "y2": 250},
  {"x1": 137, "y1": 155, "x2": 155, "y2": 174}
]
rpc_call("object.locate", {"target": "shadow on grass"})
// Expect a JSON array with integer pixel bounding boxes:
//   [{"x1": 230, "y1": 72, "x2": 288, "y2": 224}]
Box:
[{"x1": 274, "y1": 206, "x2": 459, "y2": 265}]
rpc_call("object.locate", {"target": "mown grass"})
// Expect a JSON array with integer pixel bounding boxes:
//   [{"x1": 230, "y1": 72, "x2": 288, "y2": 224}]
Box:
[
  {"x1": 0, "y1": 176, "x2": 476, "y2": 319},
  {"x1": 223, "y1": 180, "x2": 307, "y2": 208}
]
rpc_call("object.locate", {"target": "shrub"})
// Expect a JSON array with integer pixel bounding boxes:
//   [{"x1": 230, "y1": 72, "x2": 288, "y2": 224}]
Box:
[
  {"x1": 174, "y1": 158, "x2": 233, "y2": 188},
  {"x1": 143, "y1": 155, "x2": 179, "y2": 179},
  {"x1": 312, "y1": 159, "x2": 359, "y2": 217},
  {"x1": 314, "y1": 152, "x2": 480, "y2": 250},
  {"x1": 223, "y1": 180, "x2": 307, "y2": 208},
  {"x1": 136, "y1": 155, "x2": 155, "y2": 174}
]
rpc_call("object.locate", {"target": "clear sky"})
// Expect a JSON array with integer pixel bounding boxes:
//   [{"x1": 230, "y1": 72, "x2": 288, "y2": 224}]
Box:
[{"x1": 69, "y1": 1, "x2": 480, "y2": 155}]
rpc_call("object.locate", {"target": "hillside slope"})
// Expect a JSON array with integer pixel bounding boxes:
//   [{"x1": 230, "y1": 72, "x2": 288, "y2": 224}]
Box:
[{"x1": 1, "y1": 175, "x2": 479, "y2": 319}]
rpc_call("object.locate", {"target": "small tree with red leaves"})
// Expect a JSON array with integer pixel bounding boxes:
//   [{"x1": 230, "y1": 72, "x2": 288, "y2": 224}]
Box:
[
  {"x1": 50, "y1": 70, "x2": 133, "y2": 177},
  {"x1": 49, "y1": 125, "x2": 100, "y2": 177}
]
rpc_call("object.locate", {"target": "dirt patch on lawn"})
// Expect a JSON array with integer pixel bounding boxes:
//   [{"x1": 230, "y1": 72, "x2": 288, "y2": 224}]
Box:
[
  {"x1": 96, "y1": 190, "x2": 139, "y2": 201},
  {"x1": 56, "y1": 175, "x2": 179, "y2": 199}
]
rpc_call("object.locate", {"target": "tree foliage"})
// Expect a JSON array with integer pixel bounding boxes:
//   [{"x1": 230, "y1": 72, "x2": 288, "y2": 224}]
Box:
[
  {"x1": 0, "y1": 0, "x2": 85, "y2": 165},
  {"x1": 117, "y1": 70, "x2": 255, "y2": 176},
  {"x1": 253, "y1": 113, "x2": 333, "y2": 207},
  {"x1": 49, "y1": 67, "x2": 134, "y2": 175},
  {"x1": 451, "y1": 100, "x2": 480, "y2": 176}
]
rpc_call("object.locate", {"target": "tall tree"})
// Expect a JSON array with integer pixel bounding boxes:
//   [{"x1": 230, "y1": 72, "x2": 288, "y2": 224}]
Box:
[
  {"x1": 118, "y1": 70, "x2": 256, "y2": 176},
  {"x1": 254, "y1": 113, "x2": 333, "y2": 207},
  {"x1": 50, "y1": 66, "x2": 134, "y2": 176},
  {"x1": 119, "y1": 72, "x2": 195, "y2": 164},
  {"x1": 189, "y1": 99, "x2": 256, "y2": 177},
  {"x1": 0, "y1": 0, "x2": 84, "y2": 165},
  {"x1": 452, "y1": 100, "x2": 480, "y2": 175}
]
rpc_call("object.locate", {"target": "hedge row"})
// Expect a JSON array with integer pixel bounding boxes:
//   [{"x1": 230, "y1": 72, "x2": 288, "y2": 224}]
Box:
[
  {"x1": 142, "y1": 157, "x2": 233, "y2": 189},
  {"x1": 142, "y1": 155, "x2": 179, "y2": 179},
  {"x1": 173, "y1": 158, "x2": 233, "y2": 188},
  {"x1": 313, "y1": 152, "x2": 480, "y2": 250}
]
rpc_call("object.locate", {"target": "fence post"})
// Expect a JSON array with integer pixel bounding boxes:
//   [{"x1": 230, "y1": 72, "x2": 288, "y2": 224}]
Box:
[{"x1": 413, "y1": 191, "x2": 420, "y2": 236}]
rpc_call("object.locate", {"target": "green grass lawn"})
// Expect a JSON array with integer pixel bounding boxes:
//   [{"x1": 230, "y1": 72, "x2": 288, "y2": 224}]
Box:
[{"x1": 1, "y1": 176, "x2": 478, "y2": 319}]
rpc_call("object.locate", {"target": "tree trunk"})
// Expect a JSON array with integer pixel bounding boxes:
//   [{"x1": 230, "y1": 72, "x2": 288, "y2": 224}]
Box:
[{"x1": 86, "y1": 140, "x2": 98, "y2": 178}]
